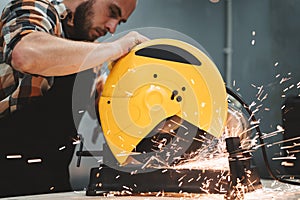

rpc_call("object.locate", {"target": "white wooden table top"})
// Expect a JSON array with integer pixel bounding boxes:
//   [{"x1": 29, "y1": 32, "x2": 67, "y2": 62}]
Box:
[{"x1": 4, "y1": 180, "x2": 300, "y2": 200}]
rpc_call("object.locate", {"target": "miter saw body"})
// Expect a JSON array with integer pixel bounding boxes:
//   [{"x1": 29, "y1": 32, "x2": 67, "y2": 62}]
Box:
[
  {"x1": 76, "y1": 39, "x2": 262, "y2": 197},
  {"x1": 99, "y1": 39, "x2": 228, "y2": 166}
]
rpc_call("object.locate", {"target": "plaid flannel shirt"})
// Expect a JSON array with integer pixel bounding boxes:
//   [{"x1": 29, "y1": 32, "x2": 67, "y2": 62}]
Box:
[{"x1": 0, "y1": 0, "x2": 69, "y2": 118}]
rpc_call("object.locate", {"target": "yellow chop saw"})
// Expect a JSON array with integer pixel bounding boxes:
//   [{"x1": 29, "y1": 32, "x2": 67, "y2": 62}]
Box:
[{"x1": 76, "y1": 39, "x2": 262, "y2": 198}]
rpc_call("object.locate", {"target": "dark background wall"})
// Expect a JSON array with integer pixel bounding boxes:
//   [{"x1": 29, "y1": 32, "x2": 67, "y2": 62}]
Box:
[
  {"x1": 1, "y1": 0, "x2": 299, "y2": 189},
  {"x1": 230, "y1": 0, "x2": 300, "y2": 178}
]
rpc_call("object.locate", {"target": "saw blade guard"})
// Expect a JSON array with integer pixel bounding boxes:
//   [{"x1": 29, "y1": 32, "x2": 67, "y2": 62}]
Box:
[{"x1": 98, "y1": 39, "x2": 228, "y2": 165}]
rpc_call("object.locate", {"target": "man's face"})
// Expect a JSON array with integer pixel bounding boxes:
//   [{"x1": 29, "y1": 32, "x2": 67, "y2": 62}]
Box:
[{"x1": 73, "y1": 0, "x2": 137, "y2": 41}]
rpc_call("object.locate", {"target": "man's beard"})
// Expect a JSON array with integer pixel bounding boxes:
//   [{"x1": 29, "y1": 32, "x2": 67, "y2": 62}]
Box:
[{"x1": 72, "y1": 0, "x2": 95, "y2": 41}]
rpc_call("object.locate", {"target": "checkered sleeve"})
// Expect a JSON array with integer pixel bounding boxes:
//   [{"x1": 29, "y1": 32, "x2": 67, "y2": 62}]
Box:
[{"x1": 1, "y1": 0, "x2": 60, "y2": 65}]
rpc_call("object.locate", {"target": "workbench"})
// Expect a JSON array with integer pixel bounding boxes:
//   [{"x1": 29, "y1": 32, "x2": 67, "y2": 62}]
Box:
[{"x1": 4, "y1": 180, "x2": 300, "y2": 200}]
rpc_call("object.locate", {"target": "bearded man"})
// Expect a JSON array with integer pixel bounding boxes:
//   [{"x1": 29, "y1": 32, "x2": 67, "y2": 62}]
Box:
[{"x1": 0, "y1": 0, "x2": 147, "y2": 197}]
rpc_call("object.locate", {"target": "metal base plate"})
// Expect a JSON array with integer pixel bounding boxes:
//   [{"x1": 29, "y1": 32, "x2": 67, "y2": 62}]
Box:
[{"x1": 86, "y1": 164, "x2": 262, "y2": 196}]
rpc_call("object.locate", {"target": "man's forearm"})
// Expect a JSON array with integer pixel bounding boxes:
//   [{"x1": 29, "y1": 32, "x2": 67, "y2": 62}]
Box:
[{"x1": 11, "y1": 31, "x2": 120, "y2": 76}]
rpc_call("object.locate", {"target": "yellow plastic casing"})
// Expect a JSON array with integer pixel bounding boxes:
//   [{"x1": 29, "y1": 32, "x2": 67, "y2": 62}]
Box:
[{"x1": 99, "y1": 39, "x2": 228, "y2": 165}]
